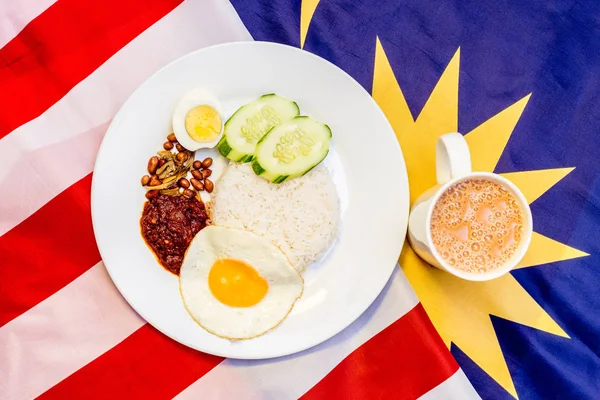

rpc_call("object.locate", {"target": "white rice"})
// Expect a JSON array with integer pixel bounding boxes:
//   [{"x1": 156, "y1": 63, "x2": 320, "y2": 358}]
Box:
[{"x1": 209, "y1": 162, "x2": 340, "y2": 273}]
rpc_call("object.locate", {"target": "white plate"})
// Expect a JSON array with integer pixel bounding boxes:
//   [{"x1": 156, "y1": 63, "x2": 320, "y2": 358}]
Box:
[{"x1": 92, "y1": 41, "x2": 409, "y2": 359}]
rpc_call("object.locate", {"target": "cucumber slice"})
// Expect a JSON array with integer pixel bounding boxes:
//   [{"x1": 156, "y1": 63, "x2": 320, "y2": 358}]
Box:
[
  {"x1": 218, "y1": 94, "x2": 299, "y2": 162},
  {"x1": 251, "y1": 116, "x2": 331, "y2": 183}
]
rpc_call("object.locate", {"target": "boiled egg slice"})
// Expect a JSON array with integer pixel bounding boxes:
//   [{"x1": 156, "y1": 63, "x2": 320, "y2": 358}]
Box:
[
  {"x1": 179, "y1": 226, "x2": 304, "y2": 340},
  {"x1": 172, "y1": 88, "x2": 223, "y2": 150}
]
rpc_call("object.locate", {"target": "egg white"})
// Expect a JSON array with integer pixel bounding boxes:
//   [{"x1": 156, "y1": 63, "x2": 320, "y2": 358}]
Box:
[
  {"x1": 179, "y1": 226, "x2": 304, "y2": 340},
  {"x1": 172, "y1": 88, "x2": 223, "y2": 151}
]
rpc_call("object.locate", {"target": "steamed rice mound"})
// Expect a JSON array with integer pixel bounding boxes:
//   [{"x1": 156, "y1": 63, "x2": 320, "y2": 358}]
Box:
[{"x1": 209, "y1": 162, "x2": 340, "y2": 273}]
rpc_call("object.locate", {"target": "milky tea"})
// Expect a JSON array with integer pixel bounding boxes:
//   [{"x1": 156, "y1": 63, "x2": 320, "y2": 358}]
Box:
[{"x1": 430, "y1": 179, "x2": 525, "y2": 273}]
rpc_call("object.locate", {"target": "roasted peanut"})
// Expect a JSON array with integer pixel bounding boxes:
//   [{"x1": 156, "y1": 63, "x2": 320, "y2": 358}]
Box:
[
  {"x1": 192, "y1": 160, "x2": 202, "y2": 170},
  {"x1": 141, "y1": 175, "x2": 150, "y2": 186},
  {"x1": 147, "y1": 156, "x2": 159, "y2": 174},
  {"x1": 201, "y1": 157, "x2": 213, "y2": 169},
  {"x1": 158, "y1": 158, "x2": 167, "y2": 167},
  {"x1": 167, "y1": 133, "x2": 177, "y2": 142},
  {"x1": 191, "y1": 170, "x2": 203, "y2": 180},
  {"x1": 204, "y1": 178, "x2": 214, "y2": 193},
  {"x1": 145, "y1": 190, "x2": 159, "y2": 199},
  {"x1": 149, "y1": 175, "x2": 162, "y2": 186},
  {"x1": 190, "y1": 178, "x2": 204, "y2": 191},
  {"x1": 176, "y1": 143, "x2": 185, "y2": 152},
  {"x1": 176, "y1": 152, "x2": 188, "y2": 162},
  {"x1": 183, "y1": 188, "x2": 195, "y2": 198},
  {"x1": 201, "y1": 169, "x2": 212, "y2": 179},
  {"x1": 178, "y1": 178, "x2": 190, "y2": 189},
  {"x1": 163, "y1": 141, "x2": 174, "y2": 150}
]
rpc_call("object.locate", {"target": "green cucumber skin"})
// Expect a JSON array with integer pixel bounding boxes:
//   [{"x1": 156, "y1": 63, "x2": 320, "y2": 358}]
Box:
[
  {"x1": 238, "y1": 154, "x2": 254, "y2": 163},
  {"x1": 220, "y1": 94, "x2": 300, "y2": 163},
  {"x1": 252, "y1": 156, "x2": 327, "y2": 184},
  {"x1": 252, "y1": 160, "x2": 266, "y2": 176},
  {"x1": 217, "y1": 135, "x2": 252, "y2": 162},
  {"x1": 301, "y1": 149, "x2": 330, "y2": 177},
  {"x1": 251, "y1": 158, "x2": 289, "y2": 184},
  {"x1": 273, "y1": 175, "x2": 289, "y2": 184},
  {"x1": 255, "y1": 125, "x2": 275, "y2": 146},
  {"x1": 217, "y1": 136, "x2": 232, "y2": 157},
  {"x1": 251, "y1": 116, "x2": 331, "y2": 183},
  {"x1": 223, "y1": 97, "x2": 299, "y2": 132}
]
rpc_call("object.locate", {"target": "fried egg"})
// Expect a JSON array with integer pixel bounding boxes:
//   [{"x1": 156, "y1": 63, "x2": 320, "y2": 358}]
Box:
[
  {"x1": 172, "y1": 88, "x2": 223, "y2": 150},
  {"x1": 179, "y1": 226, "x2": 303, "y2": 340}
]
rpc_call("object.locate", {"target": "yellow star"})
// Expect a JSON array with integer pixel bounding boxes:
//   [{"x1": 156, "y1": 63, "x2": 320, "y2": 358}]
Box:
[
  {"x1": 300, "y1": 0, "x2": 321, "y2": 48},
  {"x1": 373, "y1": 37, "x2": 588, "y2": 398},
  {"x1": 298, "y1": 4, "x2": 589, "y2": 395}
]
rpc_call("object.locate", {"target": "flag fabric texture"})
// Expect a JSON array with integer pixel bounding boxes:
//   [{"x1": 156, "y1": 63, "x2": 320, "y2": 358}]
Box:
[{"x1": 0, "y1": 0, "x2": 598, "y2": 399}]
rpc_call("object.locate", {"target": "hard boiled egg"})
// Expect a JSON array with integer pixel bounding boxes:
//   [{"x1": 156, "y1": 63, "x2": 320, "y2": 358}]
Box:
[
  {"x1": 172, "y1": 88, "x2": 223, "y2": 150},
  {"x1": 179, "y1": 226, "x2": 304, "y2": 340}
]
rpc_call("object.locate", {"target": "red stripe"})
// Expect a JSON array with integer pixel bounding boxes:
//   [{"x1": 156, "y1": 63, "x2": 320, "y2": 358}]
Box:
[
  {"x1": 302, "y1": 304, "x2": 458, "y2": 400},
  {"x1": 0, "y1": 174, "x2": 99, "y2": 327},
  {"x1": 0, "y1": 0, "x2": 183, "y2": 140},
  {"x1": 38, "y1": 324, "x2": 223, "y2": 399}
]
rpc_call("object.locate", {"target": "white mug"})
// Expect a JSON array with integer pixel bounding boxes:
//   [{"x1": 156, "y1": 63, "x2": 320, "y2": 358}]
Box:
[{"x1": 407, "y1": 132, "x2": 533, "y2": 281}]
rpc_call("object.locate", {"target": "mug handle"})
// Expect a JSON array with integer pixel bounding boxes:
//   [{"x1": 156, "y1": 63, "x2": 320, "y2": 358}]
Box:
[{"x1": 436, "y1": 132, "x2": 472, "y2": 185}]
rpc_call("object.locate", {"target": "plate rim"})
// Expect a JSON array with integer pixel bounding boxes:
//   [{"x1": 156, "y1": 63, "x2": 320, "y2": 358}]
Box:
[{"x1": 91, "y1": 40, "x2": 410, "y2": 359}]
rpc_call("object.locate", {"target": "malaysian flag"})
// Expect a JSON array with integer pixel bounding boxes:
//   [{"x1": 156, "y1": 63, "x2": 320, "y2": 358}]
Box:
[{"x1": 2, "y1": 0, "x2": 598, "y2": 399}]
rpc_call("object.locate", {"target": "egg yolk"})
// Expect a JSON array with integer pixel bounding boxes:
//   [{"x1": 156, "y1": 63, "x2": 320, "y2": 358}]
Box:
[
  {"x1": 208, "y1": 258, "x2": 268, "y2": 307},
  {"x1": 185, "y1": 105, "x2": 222, "y2": 143}
]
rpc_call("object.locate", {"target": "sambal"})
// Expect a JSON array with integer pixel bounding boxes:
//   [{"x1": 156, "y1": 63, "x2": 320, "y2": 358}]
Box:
[{"x1": 140, "y1": 193, "x2": 209, "y2": 275}]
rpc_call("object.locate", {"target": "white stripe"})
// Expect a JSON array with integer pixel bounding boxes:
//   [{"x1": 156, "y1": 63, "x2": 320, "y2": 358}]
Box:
[
  {"x1": 0, "y1": 0, "x2": 252, "y2": 236},
  {"x1": 0, "y1": 263, "x2": 145, "y2": 400},
  {"x1": 419, "y1": 369, "x2": 480, "y2": 400},
  {"x1": 0, "y1": 0, "x2": 58, "y2": 48},
  {"x1": 0, "y1": 123, "x2": 107, "y2": 227},
  {"x1": 174, "y1": 267, "x2": 420, "y2": 400}
]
